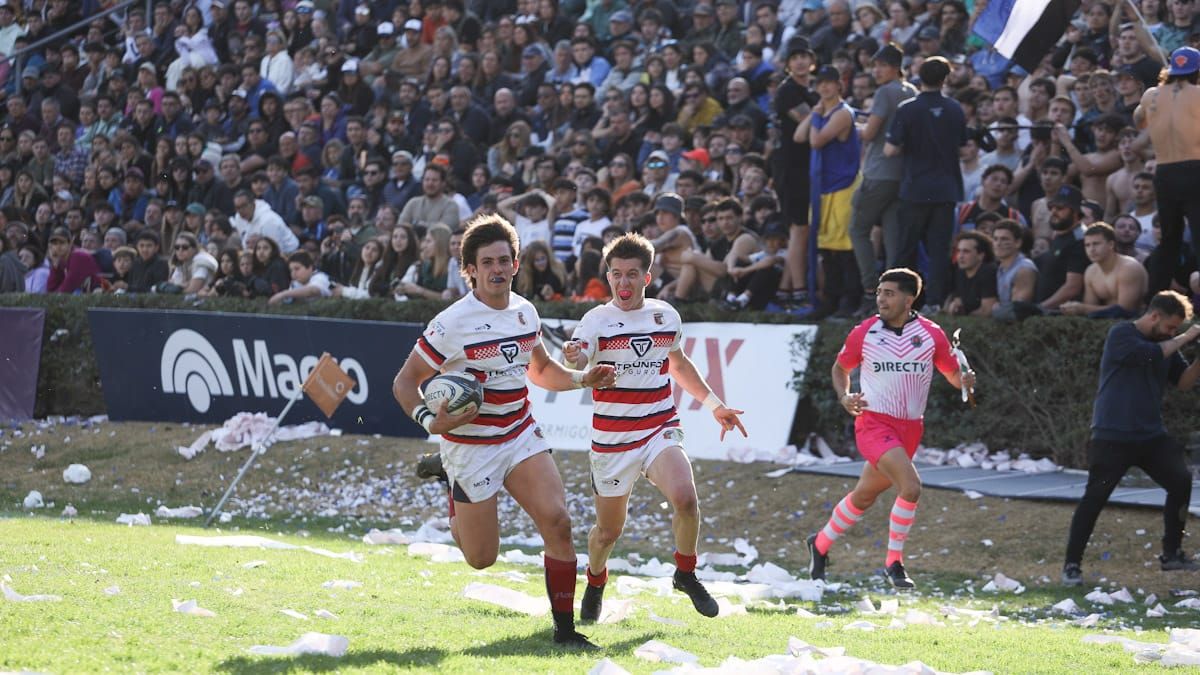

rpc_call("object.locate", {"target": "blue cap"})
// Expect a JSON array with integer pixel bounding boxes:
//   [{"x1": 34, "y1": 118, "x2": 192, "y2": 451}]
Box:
[
  {"x1": 802, "y1": 0, "x2": 823, "y2": 10},
  {"x1": 1168, "y1": 46, "x2": 1200, "y2": 76}
]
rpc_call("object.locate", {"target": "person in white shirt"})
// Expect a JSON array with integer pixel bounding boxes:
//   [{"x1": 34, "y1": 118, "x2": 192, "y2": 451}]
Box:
[
  {"x1": 572, "y1": 187, "x2": 614, "y2": 257},
  {"x1": 259, "y1": 30, "x2": 294, "y2": 94},
  {"x1": 498, "y1": 190, "x2": 554, "y2": 247},
  {"x1": 269, "y1": 250, "x2": 332, "y2": 304},
  {"x1": 231, "y1": 189, "x2": 299, "y2": 253}
]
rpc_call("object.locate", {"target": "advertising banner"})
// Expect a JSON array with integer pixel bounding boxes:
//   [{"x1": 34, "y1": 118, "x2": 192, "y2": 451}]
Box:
[
  {"x1": 0, "y1": 307, "x2": 45, "y2": 421},
  {"x1": 88, "y1": 309, "x2": 427, "y2": 437}
]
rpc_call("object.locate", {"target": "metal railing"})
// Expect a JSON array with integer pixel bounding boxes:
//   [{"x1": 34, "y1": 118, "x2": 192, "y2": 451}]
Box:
[{"x1": 5, "y1": 0, "x2": 146, "y2": 94}]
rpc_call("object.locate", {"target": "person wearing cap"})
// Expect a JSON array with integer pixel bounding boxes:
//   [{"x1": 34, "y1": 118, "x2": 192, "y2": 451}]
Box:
[
  {"x1": 46, "y1": 226, "x2": 103, "y2": 294},
  {"x1": 796, "y1": 0, "x2": 829, "y2": 40},
  {"x1": 683, "y1": 4, "x2": 719, "y2": 54},
  {"x1": 390, "y1": 19, "x2": 432, "y2": 79},
  {"x1": 646, "y1": 192, "x2": 703, "y2": 299},
  {"x1": 358, "y1": 22, "x2": 399, "y2": 84},
  {"x1": 640, "y1": 149, "x2": 676, "y2": 199},
  {"x1": 883, "y1": 56, "x2": 967, "y2": 311},
  {"x1": 336, "y1": 59, "x2": 375, "y2": 117},
  {"x1": 1029, "y1": 184, "x2": 1087, "y2": 311},
  {"x1": 607, "y1": 9, "x2": 637, "y2": 46},
  {"x1": 847, "y1": 41, "x2": 916, "y2": 315},
  {"x1": 517, "y1": 44, "x2": 551, "y2": 108},
  {"x1": 774, "y1": 36, "x2": 819, "y2": 305},
  {"x1": 1135, "y1": 46, "x2": 1200, "y2": 293},
  {"x1": 382, "y1": 150, "x2": 420, "y2": 212}
]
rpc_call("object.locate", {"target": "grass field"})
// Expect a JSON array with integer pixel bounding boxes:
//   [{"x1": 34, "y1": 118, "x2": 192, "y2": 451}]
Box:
[{"x1": 1, "y1": 419, "x2": 1199, "y2": 673}]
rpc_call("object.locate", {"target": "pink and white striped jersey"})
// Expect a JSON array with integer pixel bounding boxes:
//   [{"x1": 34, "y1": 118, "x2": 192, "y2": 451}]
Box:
[
  {"x1": 571, "y1": 299, "x2": 682, "y2": 453},
  {"x1": 836, "y1": 314, "x2": 959, "y2": 421}
]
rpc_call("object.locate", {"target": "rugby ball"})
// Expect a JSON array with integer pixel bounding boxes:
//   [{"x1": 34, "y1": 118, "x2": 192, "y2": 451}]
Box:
[{"x1": 423, "y1": 372, "x2": 484, "y2": 417}]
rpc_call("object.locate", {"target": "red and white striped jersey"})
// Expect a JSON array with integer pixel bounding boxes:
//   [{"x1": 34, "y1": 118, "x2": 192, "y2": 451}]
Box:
[
  {"x1": 572, "y1": 299, "x2": 682, "y2": 453},
  {"x1": 414, "y1": 292, "x2": 541, "y2": 444},
  {"x1": 836, "y1": 314, "x2": 959, "y2": 421}
]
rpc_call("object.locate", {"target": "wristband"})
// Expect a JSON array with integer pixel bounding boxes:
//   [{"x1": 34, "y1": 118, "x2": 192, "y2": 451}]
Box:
[
  {"x1": 411, "y1": 404, "x2": 435, "y2": 433},
  {"x1": 702, "y1": 392, "x2": 724, "y2": 411},
  {"x1": 571, "y1": 370, "x2": 586, "y2": 389}
]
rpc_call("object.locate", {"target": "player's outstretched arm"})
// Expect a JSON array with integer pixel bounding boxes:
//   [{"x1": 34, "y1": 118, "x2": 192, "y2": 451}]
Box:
[
  {"x1": 392, "y1": 351, "x2": 479, "y2": 435},
  {"x1": 528, "y1": 342, "x2": 616, "y2": 391},
  {"x1": 668, "y1": 348, "x2": 747, "y2": 440}
]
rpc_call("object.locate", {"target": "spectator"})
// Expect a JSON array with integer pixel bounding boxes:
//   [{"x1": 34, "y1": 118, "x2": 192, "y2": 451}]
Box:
[
  {"x1": 499, "y1": 190, "x2": 554, "y2": 246},
  {"x1": 18, "y1": 243, "x2": 49, "y2": 294},
  {"x1": 673, "y1": 196, "x2": 760, "y2": 302},
  {"x1": 268, "y1": 250, "x2": 332, "y2": 304},
  {"x1": 395, "y1": 223, "x2": 453, "y2": 300},
  {"x1": 572, "y1": 186, "x2": 614, "y2": 257},
  {"x1": 1062, "y1": 222, "x2": 1149, "y2": 318},
  {"x1": 1128, "y1": 171, "x2": 1158, "y2": 249},
  {"x1": 1035, "y1": 185, "x2": 1088, "y2": 312},
  {"x1": 945, "y1": 230, "x2": 998, "y2": 317},
  {"x1": 250, "y1": 235, "x2": 291, "y2": 296},
  {"x1": 197, "y1": 248, "x2": 241, "y2": 297},
  {"x1": 373, "y1": 224, "x2": 420, "y2": 299},
  {"x1": 45, "y1": 226, "x2": 102, "y2": 293},
  {"x1": 398, "y1": 164, "x2": 461, "y2": 230},
  {"x1": 515, "y1": 239, "x2": 568, "y2": 301},
  {"x1": 1103, "y1": 128, "x2": 1147, "y2": 221},
  {"x1": 1112, "y1": 213, "x2": 1150, "y2": 263},
  {"x1": 991, "y1": 219, "x2": 1039, "y2": 319},
  {"x1": 166, "y1": 231, "x2": 218, "y2": 295},
  {"x1": 571, "y1": 247, "x2": 610, "y2": 301},
  {"x1": 334, "y1": 238, "x2": 386, "y2": 299},
  {"x1": 956, "y1": 165, "x2": 1027, "y2": 231},
  {"x1": 1055, "y1": 114, "x2": 1123, "y2": 204},
  {"x1": 231, "y1": 189, "x2": 299, "y2": 253},
  {"x1": 885, "y1": 56, "x2": 967, "y2": 310}
]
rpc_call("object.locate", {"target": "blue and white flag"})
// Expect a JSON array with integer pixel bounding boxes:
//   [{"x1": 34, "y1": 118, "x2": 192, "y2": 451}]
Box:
[{"x1": 972, "y1": 0, "x2": 1081, "y2": 71}]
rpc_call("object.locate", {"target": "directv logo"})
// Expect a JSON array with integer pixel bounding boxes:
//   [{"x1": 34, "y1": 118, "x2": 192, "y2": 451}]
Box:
[{"x1": 160, "y1": 329, "x2": 368, "y2": 413}]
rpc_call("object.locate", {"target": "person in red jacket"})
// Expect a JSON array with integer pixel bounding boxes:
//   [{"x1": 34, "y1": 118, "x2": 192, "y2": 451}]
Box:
[{"x1": 46, "y1": 226, "x2": 102, "y2": 294}]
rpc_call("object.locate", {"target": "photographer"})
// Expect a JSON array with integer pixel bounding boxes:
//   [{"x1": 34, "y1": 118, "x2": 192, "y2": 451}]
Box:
[
  {"x1": 317, "y1": 215, "x2": 356, "y2": 284},
  {"x1": 1063, "y1": 291, "x2": 1200, "y2": 585}
]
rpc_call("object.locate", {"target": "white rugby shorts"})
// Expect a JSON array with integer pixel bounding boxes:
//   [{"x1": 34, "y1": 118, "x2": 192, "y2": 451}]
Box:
[
  {"x1": 442, "y1": 422, "x2": 551, "y2": 503},
  {"x1": 590, "y1": 425, "x2": 685, "y2": 498}
]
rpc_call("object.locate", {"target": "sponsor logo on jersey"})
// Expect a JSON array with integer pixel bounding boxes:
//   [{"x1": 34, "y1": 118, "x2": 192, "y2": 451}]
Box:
[
  {"x1": 472, "y1": 476, "x2": 492, "y2": 488},
  {"x1": 474, "y1": 323, "x2": 492, "y2": 331},
  {"x1": 601, "y1": 478, "x2": 621, "y2": 486},
  {"x1": 871, "y1": 361, "x2": 930, "y2": 373},
  {"x1": 630, "y1": 335, "x2": 652, "y2": 358},
  {"x1": 517, "y1": 311, "x2": 527, "y2": 325},
  {"x1": 613, "y1": 360, "x2": 667, "y2": 375},
  {"x1": 911, "y1": 336, "x2": 923, "y2": 348},
  {"x1": 653, "y1": 312, "x2": 664, "y2": 325},
  {"x1": 500, "y1": 342, "x2": 519, "y2": 363},
  {"x1": 607, "y1": 321, "x2": 625, "y2": 328}
]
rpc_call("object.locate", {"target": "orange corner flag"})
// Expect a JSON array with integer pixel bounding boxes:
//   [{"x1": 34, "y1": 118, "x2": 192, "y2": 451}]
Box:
[{"x1": 302, "y1": 353, "x2": 356, "y2": 418}]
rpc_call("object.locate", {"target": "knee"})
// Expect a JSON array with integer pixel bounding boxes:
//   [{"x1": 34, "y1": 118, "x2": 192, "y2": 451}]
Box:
[
  {"x1": 463, "y1": 549, "x2": 498, "y2": 570},
  {"x1": 898, "y1": 482, "x2": 922, "y2": 503},
  {"x1": 542, "y1": 508, "x2": 574, "y2": 544},
  {"x1": 850, "y1": 489, "x2": 877, "y2": 510},
  {"x1": 593, "y1": 523, "x2": 623, "y2": 548},
  {"x1": 671, "y1": 490, "x2": 699, "y2": 517}
]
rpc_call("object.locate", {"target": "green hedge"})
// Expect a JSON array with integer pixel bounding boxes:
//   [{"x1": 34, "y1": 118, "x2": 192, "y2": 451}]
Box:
[{"x1": 3, "y1": 294, "x2": 1194, "y2": 468}]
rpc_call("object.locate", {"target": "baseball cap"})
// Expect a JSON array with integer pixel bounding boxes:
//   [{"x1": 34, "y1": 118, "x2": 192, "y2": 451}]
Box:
[
  {"x1": 195, "y1": 159, "x2": 213, "y2": 171},
  {"x1": 918, "y1": 25, "x2": 940, "y2": 40},
  {"x1": 355, "y1": 5, "x2": 370, "y2": 14},
  {"x1": 231, "y1": 88, "x2": 247, "y2": 99},
  {"x1": 186, "y1": 203, "x2": 206, "y2": 215},
  {"x1": 654, "y1": 193, "x2": 683, "y2": 217},
  {"x1": 296, "y1": 0, "x2": 314, "y2": 11},
  {"x1": 522, "y1": 44, "x2": 544, "y2": 59},
  {"x1": 20, "y1": 65, "x2": 38, "y2": 79},
  {"x1": 694, "y1": 3, "x2": 714, "y2": 15},
  {"x1": 802, "y1": 0, "x2": 823, "y2": 11},
  {"x1": 761, "y1": 214, "x2": 788, "y2": 239},
  {"x1": 404, "y1": 18, "x2": 422, "y2": 31},
  {"x1": 1048, "y1": 184, "x2": 1082, "y2": 212},
  {"x1": 1168, "y1": 46, "x2": 1200, "y2": 76},
  {"x1": 815, "y1": 65, "x2": 840, "y2": 82},
  {"x1": 165, "y1": 199, "x2": 181, "y2": 210},
  {"x1": 648, "y1": 149, "x2": 670, "y2": 164},
  {"x1": 302, "y1": 195, "x2": 324, "y2": 209},
  {"x1": 610, "y1": 9, "x2": 634, "y2": 23},
  {"x1": 138, "y1": 61, "x2": 156, "y2": 72},
  {"x1": 341, "y1": 59, "x2": 359, "y2": 73},
  {"x1": 873, "y1": 42, "x2": 903, "y2": 68},
  {"x1": 377, "y1": 21, "x2": 395, "y2": 35},
  {"x1": 48, "y1": 226, "x2": 71, "y2": 243},
  {"x1": 393, "y1": 150, "x2": 414, "y2": 163},
  {"x1": 729, "y1": 114, "x2": 755, "y2": 129},
  {"x1": 54, "y1": 190, "x2": 74, "y2": 202},
  {"x1": 1115, "y1": 64, "x2": 1137, "y2": 79},
  {"x1": 125, "y1": 167, "x2": 145, "y2": 181},
  {"x1": 682, "y1": 147, "x2": 710, "y2": 168}
]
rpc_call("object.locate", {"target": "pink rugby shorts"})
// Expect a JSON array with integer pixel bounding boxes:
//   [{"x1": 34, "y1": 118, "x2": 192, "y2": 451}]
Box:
[{"x1": 854, "y1": 410, "x2": 924, "y2": 467}]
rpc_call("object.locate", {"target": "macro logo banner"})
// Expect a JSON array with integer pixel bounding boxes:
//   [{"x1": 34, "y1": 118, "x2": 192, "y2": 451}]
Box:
[{"x1": 88, "y1": 309, "x2": 427, "y2": 437}]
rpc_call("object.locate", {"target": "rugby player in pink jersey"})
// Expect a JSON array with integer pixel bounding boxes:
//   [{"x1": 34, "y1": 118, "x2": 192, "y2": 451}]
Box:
[
  {"x1": 808, "y1": 268, "x2": 976, "y2": 589},
  {"x1": 561, "y1": 233, "x2": 747, "y2": 621}
]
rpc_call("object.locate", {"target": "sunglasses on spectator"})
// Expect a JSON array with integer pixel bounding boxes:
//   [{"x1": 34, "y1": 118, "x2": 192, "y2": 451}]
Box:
[
  {"x1": 174, "y1": 244, "x2": 192, "y2": 250},
  {"x1": 0, "y1": 136, "x2": 13, "y2": 142},
  {"x1": 647, "y1": 160, "x2": 667, "y2": 169},
  {"x1": 702, "y1": 216, "x2": 717, "y2": 223}
]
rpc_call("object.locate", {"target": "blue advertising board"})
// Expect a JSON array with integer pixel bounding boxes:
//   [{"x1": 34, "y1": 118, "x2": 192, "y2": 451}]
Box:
[{"x1": 88, "y1": 308, "x2": 427, "y2": 437}]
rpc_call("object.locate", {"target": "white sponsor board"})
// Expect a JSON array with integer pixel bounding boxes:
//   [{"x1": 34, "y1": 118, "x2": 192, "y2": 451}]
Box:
[{"x1": 525, "y1": 320, "x2": 816, "y2": 461}]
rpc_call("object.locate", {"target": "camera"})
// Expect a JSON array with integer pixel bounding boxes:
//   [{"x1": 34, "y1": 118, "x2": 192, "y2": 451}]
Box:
[{"x1": 1031, "y1": 122, "x2": 1053, "y2": 142}]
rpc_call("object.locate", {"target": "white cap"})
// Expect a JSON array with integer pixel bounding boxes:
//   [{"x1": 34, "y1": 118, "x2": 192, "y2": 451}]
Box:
[
  {"x1": 377, "y1": 21, "x2": 395, "y2": 35},
  {"x1": 355, "y1": 5, "x2": 370, "y2": 14},
  {"x1": 404, "y1": 18, "x2": 422, "y2": 31},
  {"x1": 341, "y1": 59, "x2": 359, "y2": 73}
]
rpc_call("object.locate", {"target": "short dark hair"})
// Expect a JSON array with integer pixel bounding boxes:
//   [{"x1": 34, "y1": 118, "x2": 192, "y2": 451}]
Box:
[
  {"x1": 982, "y1": 164, "x2": 1013, "y2": 184},
  {"x1": 1030, "y1": 77, "x2": 1056, "y2": 96},
  {"x1": 713, "y1": 196, "x2": 743, "y2": 217},
  {"x1": 288, "y1": 250, "x2": 314, "y2": 267},
  {"x1": 603, "y1": 232, "x2": 654, "y2": 271},
  {"x1": 992, "y1": 218, "x2": 1023, "y2": 242},
  {"x1": 1149, "y1": 290, "x2": 1193, "y2": 320},
  {"x1": 1084, "y1": 222, "x2": 1116, "y2": 242},
  {"x1": 878, "y1": 267, "x2": 922, "y2": 297},
  {"x1": 460, "y1": 213, "x2": 520, "y2": 287},
  {"x1": 955, "y1": 230, "x2": 994, "y2": 262}
]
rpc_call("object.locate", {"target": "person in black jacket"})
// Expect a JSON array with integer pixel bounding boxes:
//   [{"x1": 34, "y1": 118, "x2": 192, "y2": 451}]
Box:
[{"x1": 128, "y1": 229, "x2": 169, "y2": 292}]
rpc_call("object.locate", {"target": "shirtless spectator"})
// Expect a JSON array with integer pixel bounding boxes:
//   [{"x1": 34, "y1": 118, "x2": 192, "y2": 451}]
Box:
[
  {"x1": 944, "y1": 230, "x2": 998, "y2": 317},
  {"x1": 1055, "y1": 115, "x2": 1123, "y2": 204},
  {"x1": 649, "y1": 193, "x2": 701, "y2": 300},
  {"x1": 1135, "y1": 46, "x2": 1200, "y2": 293},
  {"x1": 991, "y1": 219, "x2": 1038, "y2": 319},
  {"x1": 1104, "y1": 128, "x2": 1146, "y2": 221},
  {"x1": 1061, "y1": 222, "x2": 1148, "y2": 318}
]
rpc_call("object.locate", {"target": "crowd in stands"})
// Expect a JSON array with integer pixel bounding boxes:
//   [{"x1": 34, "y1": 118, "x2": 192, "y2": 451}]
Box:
[{"x1": 0, "y1": 0, "x2": 1199, "y2": 323}]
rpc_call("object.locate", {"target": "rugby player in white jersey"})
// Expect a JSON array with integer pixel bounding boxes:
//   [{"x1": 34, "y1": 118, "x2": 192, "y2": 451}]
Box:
[
  {"x1": 394, "y1": 214, "x2": 616, "y2": 649},
  {"x1": 561, "y1": 233, "x2": 747, "y2": 621}
]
